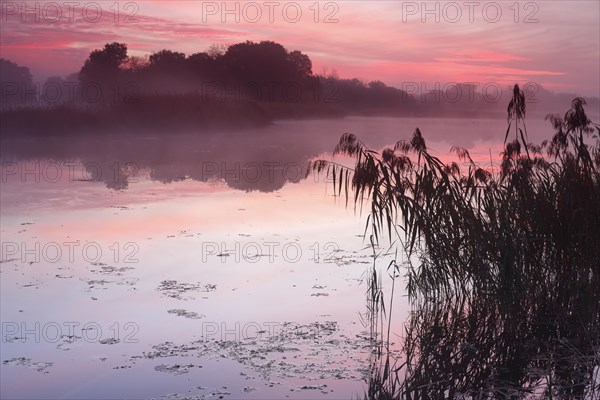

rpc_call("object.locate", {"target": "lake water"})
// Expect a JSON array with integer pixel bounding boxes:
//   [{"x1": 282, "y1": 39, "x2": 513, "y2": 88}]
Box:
[{"x1": 0, "y1": 116, "x2": 564, "y2": 399}]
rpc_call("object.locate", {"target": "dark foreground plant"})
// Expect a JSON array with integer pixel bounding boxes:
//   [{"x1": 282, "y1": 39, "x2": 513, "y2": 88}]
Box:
[{"x1": 310, "y1": 85, "x2": 600, "y2": 399}]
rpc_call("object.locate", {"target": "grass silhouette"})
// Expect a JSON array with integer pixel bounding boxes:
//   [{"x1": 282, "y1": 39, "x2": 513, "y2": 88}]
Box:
[{"x1": 310, "y1": 85, "x2": 600, "y2": 399}]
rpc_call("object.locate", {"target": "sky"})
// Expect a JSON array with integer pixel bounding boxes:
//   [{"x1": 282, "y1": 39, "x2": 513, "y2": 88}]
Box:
[{"x1": 1, "y1": 0, "x2": 599, "y2": 96}]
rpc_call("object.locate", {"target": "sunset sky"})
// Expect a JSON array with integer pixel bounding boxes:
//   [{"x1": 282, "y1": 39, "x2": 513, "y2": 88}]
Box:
[{"x1": 1, "y1": 1, "x2": 599, "y2": 95}]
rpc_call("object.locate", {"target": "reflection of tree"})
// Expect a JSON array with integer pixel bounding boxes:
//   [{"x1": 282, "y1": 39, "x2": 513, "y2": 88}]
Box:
[
  {"x1": 311, "y1": 87, "x2": 600, "y2": 398},
  {"x1": 0, "y1": 126, "x2": 330, "y2": 192},
  {"x1": 102, "y1": 162, "x2": 134, "y2": 191}
]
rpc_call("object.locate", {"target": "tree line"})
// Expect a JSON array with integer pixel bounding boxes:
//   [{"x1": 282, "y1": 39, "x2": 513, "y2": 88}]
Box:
[{"x1": 1, "y1": 41, "x2": 598, "y2": 121}]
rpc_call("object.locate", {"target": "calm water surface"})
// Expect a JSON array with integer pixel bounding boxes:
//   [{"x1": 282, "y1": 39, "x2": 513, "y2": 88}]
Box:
[{"x1": 0, "y1": 116, "x2": 557, "y2": 399}]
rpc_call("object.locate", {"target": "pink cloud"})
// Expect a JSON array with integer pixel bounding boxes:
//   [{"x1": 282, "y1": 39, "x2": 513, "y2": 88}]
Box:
[
  {"x1": 0, "y1": 1, "x2": 597, "y2": 95},
  {"x1": 0, "y1": 4, "x2": 242, "y2": 78},
  {"x1": 437, "y1": 50, "x2": 529, "y2": 63}
]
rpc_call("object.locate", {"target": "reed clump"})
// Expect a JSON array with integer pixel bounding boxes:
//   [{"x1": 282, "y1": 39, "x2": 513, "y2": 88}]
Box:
[{"x1": 311, "y1": 85, "x2": 600, "y2": 399}]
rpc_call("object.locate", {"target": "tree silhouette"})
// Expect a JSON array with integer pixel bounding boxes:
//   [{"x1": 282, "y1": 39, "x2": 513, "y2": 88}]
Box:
[
  {"x1": 287, "y1": 50, "x2": 313, "y2": 79},
  {"x1": 79, "y1": 42, "x2": 128, "y2": 103},
  {"x1": 186, "y1": 52, "x2": 220, "y2": 80},
  {"x1": 0, "y1": 58, "x2": 34, "y2": 107},
  {"x1": 149, "y1": 50, "x2": 186, "y2": 68}
]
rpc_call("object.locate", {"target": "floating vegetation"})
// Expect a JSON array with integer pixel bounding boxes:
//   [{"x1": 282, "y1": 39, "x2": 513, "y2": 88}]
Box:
[
  {"x1": 126, "y1": 321, "x2": 378, "y2": 384},
  {"x1": 56, "y1": 334, "x2": 82, "y2": 350},
  {"x1": 167, "y1": 309, "x2": 205, "y2": 319},
  {"x1": 154, "y1": 363, "x2": 202, "y2": 375},
  {"x1": 99, "y1": 338, "x2": 120, "y2": 345},
  {"x1": 2, "y1": 357, "x2": 53, "y2": 374},
  {"x1": 157, "y1": 280, "x2": 217, "y2": 300},
  {"x1": 90, "y1": 265, "x2": 135, "y2": 276}
]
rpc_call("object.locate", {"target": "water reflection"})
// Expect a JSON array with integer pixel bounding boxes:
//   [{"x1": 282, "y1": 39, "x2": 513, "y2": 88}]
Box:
[
  {"x1": 1, "y1": 117, "x2": 557, "y2": 193},
  {"x1": 2, "y1": 116, "x2": 597, "y2": 398},
  {"x1": 0, "y1": 129, "x2": 321, "y2": 192},
  {"x1": 385, "y1": 286, "x2": 600, "y2": 399}
]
